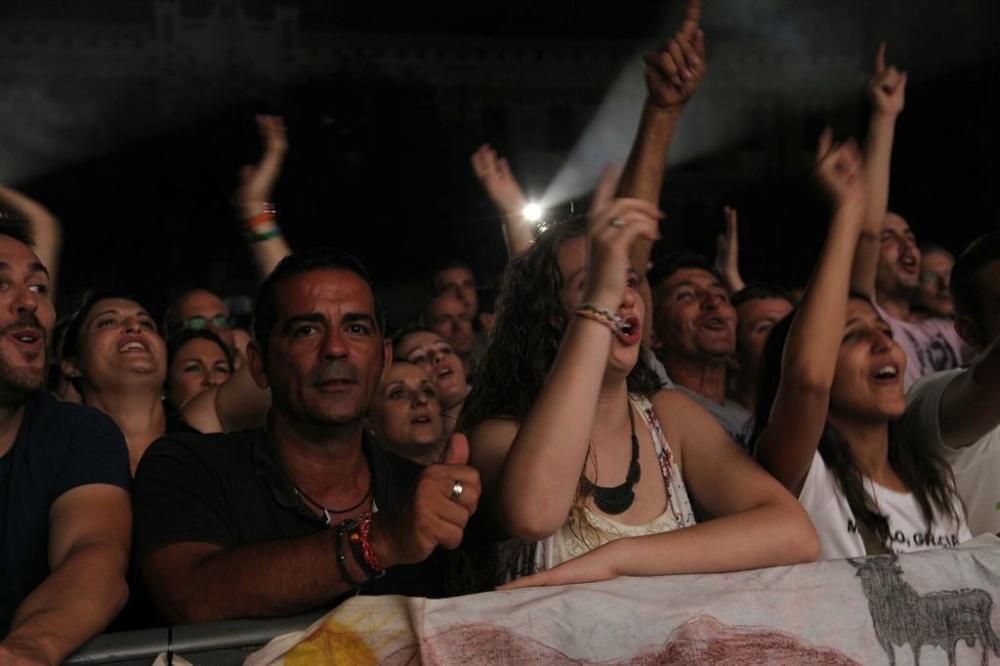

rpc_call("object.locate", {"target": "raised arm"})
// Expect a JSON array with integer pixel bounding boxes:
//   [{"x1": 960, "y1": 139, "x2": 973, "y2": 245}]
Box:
[
  {"x1": 471, "y1": 144, "x2": 533, "y2": 259},
  {"x1": 470, "y1": 193, "x2": 662, "y2": 541},
  {"x1": 235, "y1": 115, "x2": 292, "y2": 281},
  {"x1": 0, "y1": 185, "x2": 62, "y2": 296},
  {"x1": 851, "y1": 44, "x2": 907, "y2": 298},
  {"x1": 754, "y1": 131, "x2": 867, "y2": 494},
  {"x1": 0, "y1": 485, "x2": 129, "y2": 665},
  {"x1": 620, "y1": 0, "x2": 704, "y2": 270},
  {"x1": 180, "y1": 360, "x2": 270, "y2": 433},
  {"x1": 714, "y1": 206, "x2": 746, "y2": 294}
]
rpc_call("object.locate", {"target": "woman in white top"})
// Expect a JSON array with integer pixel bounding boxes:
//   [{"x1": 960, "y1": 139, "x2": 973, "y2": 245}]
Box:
[
  {"x1": 752, "y1": 131, "x2": 970, "y2": 559},
  {"x1": 462, "y1": 177, "x2": 818, "y2": 590}
]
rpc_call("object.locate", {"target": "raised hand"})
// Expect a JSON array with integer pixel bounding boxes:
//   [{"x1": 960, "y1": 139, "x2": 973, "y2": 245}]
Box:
[
  {"x1": 470, "y1": 144, "x2": 526, "y2": 216},
  {"x1": 370, "y1": 433, "x2": 481, "y2": 569},
  {"x1": 714, "y1": 206, "x2": 746, "y2": 294},
  {"x1": 234, "y1": 115, "x2": 288, "y2": 219},
  {"x1": 585, "y1": 194, "x2": 663, "y2": 311},
  {"x1": 869, "y1": 43, "x2": 907, "y2": 116},
  {"x1": 815, "y1": 129, "x2": 866, "y2": 213},
  {"x1": 642, "y1": 0, "x2": 706, "y2": 110}
]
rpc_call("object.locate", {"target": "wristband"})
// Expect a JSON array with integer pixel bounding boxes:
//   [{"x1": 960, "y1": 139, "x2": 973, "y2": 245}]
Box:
[
  {"x1": 243, "y1": 202, "x2": 277, "y2": 227},
  {"x1": 334, "y1": 522, "x2": 363, "y2": 589},
  {"x1": 244, "y1": 226, "x2": 283, "y2": 243},
  {"x1": 346, "y1": 513, "x2": 385, "y2": 579},
  {"x1": 574, "y1": 303, "x2": 625, "y2": 334}
]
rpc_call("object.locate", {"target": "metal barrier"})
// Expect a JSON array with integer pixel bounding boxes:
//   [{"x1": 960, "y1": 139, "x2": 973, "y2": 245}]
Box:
[{"x1": 66, "y1": 612, "x2": 325, "y2": 665}]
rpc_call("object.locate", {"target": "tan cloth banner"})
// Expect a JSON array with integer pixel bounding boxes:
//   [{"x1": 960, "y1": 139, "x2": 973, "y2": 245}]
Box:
[{"x1": 248, "y1": 536, "x2": 1000, "y2": 665}]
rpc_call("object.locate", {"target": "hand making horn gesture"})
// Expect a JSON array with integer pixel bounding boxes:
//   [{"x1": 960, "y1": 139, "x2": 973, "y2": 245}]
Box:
[
  {"x1": 815, "y1": 128, "x2": 866, "y2": 215},
  {"x1": 869, "y1": 43, "x2": 907, "y2": 117},
  {"x1": 643, "y1": 0, "x2": 706, "y2": 110}
]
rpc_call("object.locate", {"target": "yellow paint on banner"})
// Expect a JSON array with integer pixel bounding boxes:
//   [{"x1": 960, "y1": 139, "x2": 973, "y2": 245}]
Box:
[{"x1": 285, "y1": 620, "x2": 376, "y2": 666}]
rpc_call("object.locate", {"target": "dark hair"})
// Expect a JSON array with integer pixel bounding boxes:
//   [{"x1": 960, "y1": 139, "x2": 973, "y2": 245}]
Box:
[
  {"x1": 0, "y1": 209, "x2": 34, "y2": 247},
  {"x1": 731, "y1": 285, "x2": 794, "y2": 309},
  {"x1": 166, "y1": 329, "x2": 234, "y2": 375},
  {"x1": 477, "y1": 285, "x2": 499, "y2": 315},
  {"x1": 253, "y1": 248, "x2": 385, "y2": 356},
  {"x1": 431, "y1": 259, "x2": 475, "y2": 293},
  {"x1": 751, "y1": 296, "x2": 962, "y2": 544},
  {"x1": 61, "y1": 289, "x2": 152, "y2": 360},
  {"x1": 918, "y1": 242, "x2": 954, "y2": 260},
  {"x1": 648, "y1": 251, "x2": 720, "y2": 292},
  {"x1": 951, "y1": 232, "x2": 1000, "y2": 327},
  {"x1": 460, "y1": 217, "x2": 659, "y2": 432},
  {"x1": 391, "y1": 323, "x2": 440, "y2": 357},
  {"x1": 47, "y1": 316, "x2": 75, "y2": 393}
]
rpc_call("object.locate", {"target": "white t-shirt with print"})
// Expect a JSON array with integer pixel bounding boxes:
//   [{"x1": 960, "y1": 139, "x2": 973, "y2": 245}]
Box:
[
  {"x1": 873, "y1": 302, "x2": 964, "y2": 391},
  {"x1": 799, "y1": 451, "x2": 971, "y2": 560},
  {"x1": 901, "y1": 368, "x2": 1000, "y2": 537}
]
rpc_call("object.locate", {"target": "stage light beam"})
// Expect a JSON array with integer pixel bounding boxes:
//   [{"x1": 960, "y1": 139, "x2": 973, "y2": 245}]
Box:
[{"x1": 522, "y1": 202, "x2": 543, "y2": 223}]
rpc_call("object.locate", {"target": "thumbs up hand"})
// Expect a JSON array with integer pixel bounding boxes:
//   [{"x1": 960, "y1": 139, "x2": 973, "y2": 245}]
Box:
[{"x1": 370, "y1": 433, "x2": 481, "y2": 569}]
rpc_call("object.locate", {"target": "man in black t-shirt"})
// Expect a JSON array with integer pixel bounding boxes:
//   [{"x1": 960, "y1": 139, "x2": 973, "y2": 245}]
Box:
[
  {"x1": 133, "y1": 249, "x2": 481, "y2": 624},
  {"x1": 0, "y1": 232, "x2": 131, "y2": 663}
]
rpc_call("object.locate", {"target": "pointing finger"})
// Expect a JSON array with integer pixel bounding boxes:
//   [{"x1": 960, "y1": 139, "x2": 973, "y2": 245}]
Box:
[
  {"x1": 682, "y1": 0, "x2": 701, "y2": 37},
  {"x1": 875, "y1": 42, "x2": 886, "y2": 74}
]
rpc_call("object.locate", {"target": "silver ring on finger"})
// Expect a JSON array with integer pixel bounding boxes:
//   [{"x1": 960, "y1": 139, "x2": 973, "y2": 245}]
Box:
[
  {"x1": 449, "y1": 480, "x2": 464, "y2": 502},
  {"x1": 609, "y1": 218, "x2": 625, "y2": 229}
]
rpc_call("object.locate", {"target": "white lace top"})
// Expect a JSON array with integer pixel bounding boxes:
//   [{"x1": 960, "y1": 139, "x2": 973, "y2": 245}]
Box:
[{"x1": 501, "y1": 394, "x2": 696, "y2": 582}]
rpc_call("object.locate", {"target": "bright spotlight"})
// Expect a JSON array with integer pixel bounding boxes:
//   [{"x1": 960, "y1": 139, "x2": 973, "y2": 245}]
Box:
[{"x1": 522, "y1": 202, "x2": 543, "y2": 223}]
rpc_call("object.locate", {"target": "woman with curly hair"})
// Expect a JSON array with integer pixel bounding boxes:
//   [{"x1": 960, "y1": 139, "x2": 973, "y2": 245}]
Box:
[{"x1": 463, "y1": 188, "x2": 819, "y2": 589}]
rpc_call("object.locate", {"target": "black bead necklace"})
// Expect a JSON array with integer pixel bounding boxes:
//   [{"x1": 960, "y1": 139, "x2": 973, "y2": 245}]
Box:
[{"x1": 580, "y1": 401, "x2": 641, "y2": 515}]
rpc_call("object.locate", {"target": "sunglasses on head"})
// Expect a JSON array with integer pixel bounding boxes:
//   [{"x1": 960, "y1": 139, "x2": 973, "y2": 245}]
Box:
[{"x1": 182, "y1": 315, "x2": 231, "y2": 331}]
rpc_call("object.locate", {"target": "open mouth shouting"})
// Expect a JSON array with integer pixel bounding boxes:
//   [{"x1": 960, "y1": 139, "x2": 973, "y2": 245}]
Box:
[
  {"x1": 118, "y1": 338, "x2": 150, "y2": 354},
  {"x1": 614, "y1": 316, "x2": 641, "y2": 346},
  {"x1": 871, "y1": 363, "x2": 901, "y2": 385}
]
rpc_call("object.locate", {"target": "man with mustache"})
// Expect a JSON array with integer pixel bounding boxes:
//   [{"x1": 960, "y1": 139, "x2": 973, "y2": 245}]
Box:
[
  {"x1": 0, "y1": 230, "x2": 131, "y2": 663},
  {"x1": 132, "y1": 249, "x2": 480, "y2": 623}
]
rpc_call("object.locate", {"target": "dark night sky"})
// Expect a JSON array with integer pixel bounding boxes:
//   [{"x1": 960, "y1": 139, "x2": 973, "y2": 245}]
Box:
[{"x1": 1, "y1": 1, "x2": 998, "y2": 328}]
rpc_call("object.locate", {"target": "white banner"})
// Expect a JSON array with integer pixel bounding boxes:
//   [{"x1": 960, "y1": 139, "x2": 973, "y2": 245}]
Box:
[{"x1": 247, "y1": 536, "x2": 1000, "y2": 665}]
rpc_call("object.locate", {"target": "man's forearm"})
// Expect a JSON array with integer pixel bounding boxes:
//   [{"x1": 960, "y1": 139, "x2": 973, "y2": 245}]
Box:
[
  {"x1": 3, "y1": 545, "x2": 128, "y2": 665},
  {"x1": 619, "y1": 103, "x2": 684, "y2": 270},
  {"x1": 851, "y1": 112, "x2": 898, "y2": 298},
  {"x1": 147, "y1": 528, "x2": 361, "y2": 624}
]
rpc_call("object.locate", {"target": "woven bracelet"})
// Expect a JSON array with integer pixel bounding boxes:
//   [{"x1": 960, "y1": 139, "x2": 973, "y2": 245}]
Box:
[{"x1": 574, "y1": 303, "x2": 625, "y2": 334}]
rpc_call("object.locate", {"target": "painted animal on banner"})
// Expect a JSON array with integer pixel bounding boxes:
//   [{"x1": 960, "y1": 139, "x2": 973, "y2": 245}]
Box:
[{"x1": 850, "y1": 555, "x2": 1000, "y2": 666}]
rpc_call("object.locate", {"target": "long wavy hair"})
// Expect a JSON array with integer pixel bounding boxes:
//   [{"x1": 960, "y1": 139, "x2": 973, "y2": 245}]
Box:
[
  {"x1": 451, "y1": 218, "x2": 661, "y2": 592},
  {"x1": 460, "y1": 218, "x2": 659, "y2": 433},
  {"x1": 751, "y1": 297, "x2": 962, "y2": 545}
]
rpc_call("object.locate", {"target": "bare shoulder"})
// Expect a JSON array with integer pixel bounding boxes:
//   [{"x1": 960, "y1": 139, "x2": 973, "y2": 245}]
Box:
[
  {"x1": 648, "y1": 388, "x2": 732, "y2": 464},
  {"x1": 468, "y1": 417, "x2": 520, "y2": 469},
  {"x1": 649, "y1": 388, "x2": 721, "y2": 433}
]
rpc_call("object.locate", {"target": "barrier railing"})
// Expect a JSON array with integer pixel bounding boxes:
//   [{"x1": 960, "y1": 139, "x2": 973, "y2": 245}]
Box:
[{"x1": 66, "y1": 612, "x2": 324, "y2": 665}]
